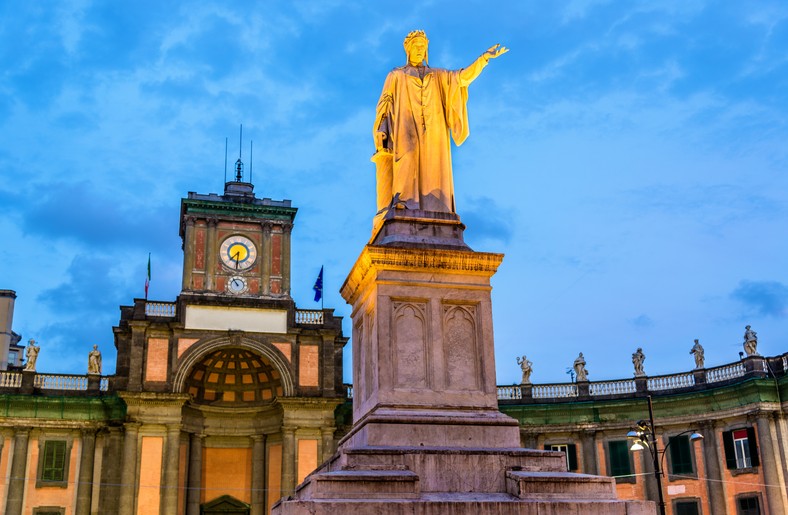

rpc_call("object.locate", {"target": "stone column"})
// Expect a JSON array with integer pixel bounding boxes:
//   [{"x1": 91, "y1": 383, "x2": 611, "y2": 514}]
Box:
[
  {"x1": 281, "y1": 427, "x2": 296, "y2": 496},
  {"x1": 75, "y1": 429, "x2": 97, "y2": 515},
  {"x1": 162, "y1": 425, "x2": 182, "y2": 515},
  {"x1": 700, "y1": 422, "x2": 727, "y2": 515},
  {"x1": 118, "y1": 423, "x2": 140, "y2": 515},
  {"x1": 261, "y1": 222, "x2": 272, "y2": 295},
  {"x1": 205, "y1": 218, "x2": 218, "y2": 290},
  {"x1": 580, "y1": 430, "x2": 598, "y2": 475},
  {"x1": 282, "y1": 222, "x2": 293, "y2": 295},
  {"x1": 321, "y1": 427, "x2": 335, "y2": 463},
  {"x1": 251, "y1": 435, "x2": 267, "y2": 515},
  {"x1": 186, "y1": 433, "x2": 204, "y2": 515},
  {"x1": 98, "y1": 427, "x2": 124, "y2": 514},
  {"x1": 5, "y1": 427, "x2": 30, "y2": 515},
  {"x1": 640, "y1": 438, "x2": 659, "y2": 504},
  {"x1": 182, "y1": 216, "x2": 196, "y2": 290},
  {"x1": 756, "y1": 413, "x2": 787, "y2": 515}
]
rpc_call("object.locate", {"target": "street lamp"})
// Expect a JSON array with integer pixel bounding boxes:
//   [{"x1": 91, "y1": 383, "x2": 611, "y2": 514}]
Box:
[{"x1": 627, "y1": 395, "x2": 703, "y2": 515}]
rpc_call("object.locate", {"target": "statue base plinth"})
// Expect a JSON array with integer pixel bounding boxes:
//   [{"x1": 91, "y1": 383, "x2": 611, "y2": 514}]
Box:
[
  {"x1": 371, "y1": 208, "x2": 470, "y2": 250},
  {"x1": 272, "y1": 217, "x2": 655, "y2": 515}
]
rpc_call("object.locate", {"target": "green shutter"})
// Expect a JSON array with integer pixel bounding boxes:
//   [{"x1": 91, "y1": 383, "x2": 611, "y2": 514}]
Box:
[
  {"x1": 609, "y1": 441, "x2": 631, "y2": 477},
  {"x1": 41, "y1": 441, "x2": 67, "y2": 482},
  {"x1": 722, "y1": 430, "x2": 737, "y2": 469},
  {"x1": 567, "y1": 444, "x2": 578, "y2": 471},
  {"x1": 669, "y1": 435, "x2": 693, "y2": 475},
  {"x1": 747, "y1": 427, "x2": 760, "y2": 467}
]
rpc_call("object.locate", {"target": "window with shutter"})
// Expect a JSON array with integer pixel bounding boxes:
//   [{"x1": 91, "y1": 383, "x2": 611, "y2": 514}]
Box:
[
  {"x1": 674, "y1": 499, "x2": 700, "y2": 515},
  {"x1": 41, "y1": 441, "x2": 67, "y2": 482},
  {"x1": 546, "y1": 443, "x2": 578, "y2": 471},
  {"x1": 608, "y1": 441, "x2": 631, "y2": 477},
  {"x1": 723, "y1": 428, "x2": 760, "y2": 470},
  {"x1": 737, "y1": 495, "x2": 761, "y2": 515},
  {"x1": 668, "y1": 435, "x2": 693, "y2": 475}
]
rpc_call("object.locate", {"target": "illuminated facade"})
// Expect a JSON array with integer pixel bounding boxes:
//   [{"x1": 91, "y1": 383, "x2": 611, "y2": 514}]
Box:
[{"x1": 0, "y1": 177, "x2": 347, "y2": 515}]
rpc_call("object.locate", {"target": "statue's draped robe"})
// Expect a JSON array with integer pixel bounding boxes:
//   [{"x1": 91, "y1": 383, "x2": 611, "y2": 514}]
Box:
[{"x1": 374, "y1": 65, "x2": 472, "y2": 213}]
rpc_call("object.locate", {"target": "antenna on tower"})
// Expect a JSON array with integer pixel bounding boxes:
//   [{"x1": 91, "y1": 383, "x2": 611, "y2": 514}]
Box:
[
  {"x1": 224, "y1": 137, "x2": 228, "y2": 184},
  {"x1": 249, "y1": 141, "x2": 253, "y2": 184},
  {"x1": 235, "y1": 124, "x2": 243, "y2": 182}
]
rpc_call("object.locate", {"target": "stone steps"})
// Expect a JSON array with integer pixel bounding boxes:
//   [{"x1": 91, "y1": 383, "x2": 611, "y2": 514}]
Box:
[
  {"x1": 297, "y1": 469, "x2": 420, "y2": 500},
  {"x1": 276, "y1": 498, "x2": 655, "y2": 515},
  {"x1": 506, "y1": 470, "x2": 617, "y2": 500}
]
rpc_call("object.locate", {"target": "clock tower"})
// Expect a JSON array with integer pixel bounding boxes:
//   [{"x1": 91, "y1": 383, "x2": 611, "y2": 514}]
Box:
[{"x1": 179, "y1": 162, "x2": 296, "y2": 298}]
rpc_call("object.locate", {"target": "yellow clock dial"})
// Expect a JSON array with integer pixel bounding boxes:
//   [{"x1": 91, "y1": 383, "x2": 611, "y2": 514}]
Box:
[{"x1": 220, "y1": 235, "x2": 257, "y2": 271}]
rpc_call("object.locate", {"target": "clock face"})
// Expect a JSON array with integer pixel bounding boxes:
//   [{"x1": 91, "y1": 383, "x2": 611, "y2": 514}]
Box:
[
  {"x1": 227, "y1": 276, "x2": 248, "y2": 294},
  {"x1": 220, "y1": 235, "x2": 257, "y2": 271}
]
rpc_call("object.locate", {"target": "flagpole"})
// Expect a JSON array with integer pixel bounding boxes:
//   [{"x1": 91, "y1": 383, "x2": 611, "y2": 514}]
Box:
[{"x1": 322, "y1": 265, "x2": 325, "y2": 311}]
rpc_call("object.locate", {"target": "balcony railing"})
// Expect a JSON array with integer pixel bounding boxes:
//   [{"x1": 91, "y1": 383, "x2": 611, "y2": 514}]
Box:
[
  {"x1": 341, "y1": 353, "x2": 784, "y2": 402},
  {"x1": 145, "y1": 301, "x2": 177, "y2": 317},
  {"x1": 0, "y1": 372, "x2": 109, "y2": 392},
  {"x1": 295, "y1": 309, "x2": 324, "y2": 325}
]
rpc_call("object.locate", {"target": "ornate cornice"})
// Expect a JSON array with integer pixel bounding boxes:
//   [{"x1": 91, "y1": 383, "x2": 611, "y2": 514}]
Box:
[{"x1": 341, "y1": 245, "x2": 504, "y2": 301}]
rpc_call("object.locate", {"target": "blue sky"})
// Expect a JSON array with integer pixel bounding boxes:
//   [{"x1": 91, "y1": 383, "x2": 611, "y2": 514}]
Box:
[{"x1": 1, "y1": 1, "x2": 786, "y2": 384}]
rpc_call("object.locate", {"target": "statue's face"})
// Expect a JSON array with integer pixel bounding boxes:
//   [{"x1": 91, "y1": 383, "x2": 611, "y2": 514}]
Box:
[{"x1": 407, "y1": 38, "x2": 428, "y2": 65}]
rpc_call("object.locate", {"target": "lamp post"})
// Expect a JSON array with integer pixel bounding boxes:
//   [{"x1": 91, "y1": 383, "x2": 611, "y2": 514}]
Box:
[{"x1": 627, "y1": 395, "x2": 703, "y2": 515}]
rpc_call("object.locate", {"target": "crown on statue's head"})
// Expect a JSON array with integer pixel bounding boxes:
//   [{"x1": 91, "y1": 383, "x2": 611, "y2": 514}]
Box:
[{"x1": 403, "y1": 30, "x2": 428, "y2": 47}]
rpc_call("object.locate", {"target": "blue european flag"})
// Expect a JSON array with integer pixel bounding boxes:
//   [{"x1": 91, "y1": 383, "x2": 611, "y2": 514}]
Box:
[{"x1": 313, "y1": 266, "x2": 324, "y2": 302}]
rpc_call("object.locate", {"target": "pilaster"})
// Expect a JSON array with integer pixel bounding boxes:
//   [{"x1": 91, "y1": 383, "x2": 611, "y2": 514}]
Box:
[
  {"x1": 5, "y1": 427, "x2": 30, "y2": 515},
  {"x1": 118, "y1": 422, "x2": 141, "y2": 515},
  {"x1": 251, "y1": 435, "x2": 267, "y2": 515},
  {"x1": 281, "y1": 426, "x2": 296, "y2": 497},
  {"x1": 161, "y1": 424, "x2": 182, "y2": 515},
  {"x1": 186, "y1": 433, "x2": 204, "y2": 515},
  {"x1": 700, "y1": 421, "x2": 727, "y2": 515},
  {"x1": 75, "y1": 429, "x2": 97, "y2": 515},
  {"x1": 757, "y1": 413, "x2": 787, "y2": 515}
]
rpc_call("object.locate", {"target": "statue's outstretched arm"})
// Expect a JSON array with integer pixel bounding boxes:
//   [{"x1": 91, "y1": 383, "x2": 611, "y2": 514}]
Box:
[{"x1": 459, "y1": 44, "x2": 509, "y2": 86}]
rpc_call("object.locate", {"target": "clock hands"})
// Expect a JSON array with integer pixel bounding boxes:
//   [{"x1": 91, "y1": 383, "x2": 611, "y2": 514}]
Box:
[{"x1": 232, "y1": 250, "x2": 241, "y2": 269}]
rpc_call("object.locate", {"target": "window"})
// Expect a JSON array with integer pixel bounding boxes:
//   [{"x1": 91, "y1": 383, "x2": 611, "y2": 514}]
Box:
[
  {"x1": 674, "y1": 499, "x2": 700, "y2": 515},
  {"x1": 737, "y1": 495, "x2": 761, "y2": 515},
  {"x1": 723, "y1": 428, "x2": 760, "y2": 470},
  {"x1": 33, "y1": 508, "x2": 65, "y2": 515},
  {"x1": 41, "y1": 441, "x2": 66, "y2": 482},
  {"x1": 668, "y1": 435, "x2": 693, "y2": 475},
  {"x1": 545, "y1": 443, "x2": 577, "y2": 471},
  {"x1": 8, "y1": 351, "x2": 17, "y2": 366},
  {"x1": 36, "y1": 438, "x2": 72, "y2": 488},
  {"x1": 608, "y1": 441, "x2": 632, "y2": 478}
]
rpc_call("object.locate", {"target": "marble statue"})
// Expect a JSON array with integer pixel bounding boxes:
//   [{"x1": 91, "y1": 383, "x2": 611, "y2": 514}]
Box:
[
  {"x1": 743, "y1": 325, "x2": 758, "y2": 356},
  {"x1": 632, "y1": 347, "x2": 646, "y2": 377},
  {"x1": 690, "y1": 339, "x2": 705, "y2": 369},
  {"x1": 24, "y1": 338, "x2": 40, "y2": 372},
  {"x1": 88, "y1": 345, "x2": 102, "y2": 375},
  {"x1": 516, "y1": 355, "x2": 533, "y2": 384},
  {"x1": 573, "y1": 352, "x2": 588, "y2": 381},
  {"x1": 372, "y1": 30, "x2": 508, "y2": 215}
]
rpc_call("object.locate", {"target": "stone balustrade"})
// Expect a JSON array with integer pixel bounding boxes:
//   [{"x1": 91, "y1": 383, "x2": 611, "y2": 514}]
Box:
[
  {"x1": 145, "y1": 301, "x2": 177, "y2": 317},
  {"x1": 0, "y1": 371, "x2": 22, "y2": 388},
  {"x1": 340, "y1": 353, "x2": 785, "y2": 403},
  {"x1": 295, "y1": 309, "x2": 324, "y2": 325},
  {"x1": 0, "y1": 372, "x2": 108, "y2": 393},
  {"x1": 34, "y1": 374, "x2": 88, "y2": 390}
]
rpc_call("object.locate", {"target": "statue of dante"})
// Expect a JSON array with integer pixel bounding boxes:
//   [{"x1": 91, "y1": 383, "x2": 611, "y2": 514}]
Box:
[{"x1": 372, "y1": 31, "x2": 508, "y2": 215}]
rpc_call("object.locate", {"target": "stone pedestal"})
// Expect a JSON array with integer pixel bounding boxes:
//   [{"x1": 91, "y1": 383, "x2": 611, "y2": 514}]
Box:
[{"x1": 272, "y1": 215, "x2": 654, "y2": 514}]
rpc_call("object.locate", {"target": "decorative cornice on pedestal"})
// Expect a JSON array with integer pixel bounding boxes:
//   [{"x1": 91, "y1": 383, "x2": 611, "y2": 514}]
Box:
[{"x1": 341, "y1": 245, "x2": 504, "y2": 303}]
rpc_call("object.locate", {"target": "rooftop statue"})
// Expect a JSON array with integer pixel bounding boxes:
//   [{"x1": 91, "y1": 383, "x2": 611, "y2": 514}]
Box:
[
  {"x1": 573, "y1": 352, "x2": 588, "y2": 382},
  {"x1": 690, "y1": 339, "x2": 705, "y2": 369},
  {"x1": 516, "y1": 355, "x2": 533, "y2": 385},
  {"x1": 743, "y1": 325, "x2": 759, "y2": 356},
  {"x1": 24, "y1": 338, "x2": 40, "y2": 372},
  {"x1": 88, "y1": 344, "x2": 102, "y2": 375},
  {"x1": 372, "y1": 31, "x2": 508, "y2": 216},
  {"x1": 632, "y1": 347, "x2": 646, "y2": 377}
]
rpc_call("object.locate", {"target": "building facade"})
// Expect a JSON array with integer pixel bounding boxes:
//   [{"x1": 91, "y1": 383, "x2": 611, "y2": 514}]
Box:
[
  {"x1": 0, "y1": 177, "x2": 786, "y2": 514},
  {"x1": 0, "y1": 177, "x2": 347, "y2": 515}
]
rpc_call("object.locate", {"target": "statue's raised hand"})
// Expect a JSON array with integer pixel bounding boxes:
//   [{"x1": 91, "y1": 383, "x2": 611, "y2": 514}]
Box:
[{"x1": 484, "y1": 44, "x2": 509, "y2": 60}]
